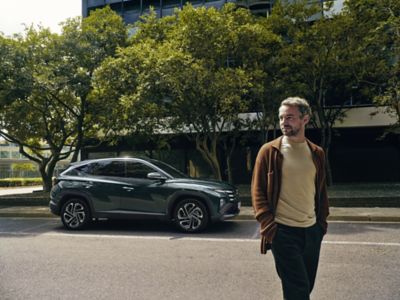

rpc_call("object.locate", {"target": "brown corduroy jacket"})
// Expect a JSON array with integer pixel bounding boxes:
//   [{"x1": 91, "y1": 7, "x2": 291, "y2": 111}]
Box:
[{"x1": 251, "y1": 136, "x2": 330, "y2": 254}]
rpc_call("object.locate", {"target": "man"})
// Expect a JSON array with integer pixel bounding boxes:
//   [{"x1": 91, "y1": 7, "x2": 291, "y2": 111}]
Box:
[{"x1": 251, "y1": 97, "x2": 329, "y2": 300}]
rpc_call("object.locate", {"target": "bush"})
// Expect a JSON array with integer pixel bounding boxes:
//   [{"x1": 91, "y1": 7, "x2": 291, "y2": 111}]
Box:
[{"x1": 0, "y1": 178, "x2": 43, "y2": 187}]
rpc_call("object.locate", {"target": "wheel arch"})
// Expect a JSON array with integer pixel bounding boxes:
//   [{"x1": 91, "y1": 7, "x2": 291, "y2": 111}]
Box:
[
  {"x1": 59, "y1": 192, "x2": 94, "y2": 217},
  {"x1": 167, "y1": 191, "x2": 213, "y2": 221}
]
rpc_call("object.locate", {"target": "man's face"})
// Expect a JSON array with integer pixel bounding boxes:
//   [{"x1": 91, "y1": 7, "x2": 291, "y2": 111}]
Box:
[{"x1": 278, "y1": 105, "x2": 309, "y2": 137}]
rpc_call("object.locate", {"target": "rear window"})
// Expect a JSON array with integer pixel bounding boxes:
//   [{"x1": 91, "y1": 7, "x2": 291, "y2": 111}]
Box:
[{"x1": 64, "y1": 164, "x2": 93, "y2": 176}]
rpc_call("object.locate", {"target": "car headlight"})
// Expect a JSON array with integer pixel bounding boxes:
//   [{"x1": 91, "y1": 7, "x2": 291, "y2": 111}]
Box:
[
  {"x1": 206, "y1": 189, "x2": 236, "y2": 208},
  {"x1": 213, "y1": 190, "x2": 233, "y2": 208},
  {"x1": 214, "y1": 189, "x2": 231, "y2": 195}
]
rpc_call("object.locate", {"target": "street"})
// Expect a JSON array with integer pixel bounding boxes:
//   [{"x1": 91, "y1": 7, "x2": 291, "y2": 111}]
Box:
[{"x1": 0, "y1": 218, "x2": 399, "y2": 300}]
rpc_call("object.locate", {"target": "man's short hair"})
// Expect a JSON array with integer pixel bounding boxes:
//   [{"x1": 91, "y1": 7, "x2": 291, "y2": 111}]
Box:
[{"x1": 280, "y1": 97, "x2": 312, "y2": 118}]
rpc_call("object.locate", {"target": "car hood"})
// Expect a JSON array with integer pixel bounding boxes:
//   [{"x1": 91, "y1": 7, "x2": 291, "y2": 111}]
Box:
[{"x1": 167, "y1": 178, "x2": 236, "y2": 190}]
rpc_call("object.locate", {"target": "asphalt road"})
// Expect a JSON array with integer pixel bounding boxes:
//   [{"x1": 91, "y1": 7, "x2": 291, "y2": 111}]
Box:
[{"x1": 0, "y1": 218, "x2": 399, "y2": 300}]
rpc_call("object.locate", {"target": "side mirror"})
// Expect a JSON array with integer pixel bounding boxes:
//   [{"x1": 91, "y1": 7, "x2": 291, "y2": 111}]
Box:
[{"x1": 147, "y1": 172, "x2": 167, "y2": 181}]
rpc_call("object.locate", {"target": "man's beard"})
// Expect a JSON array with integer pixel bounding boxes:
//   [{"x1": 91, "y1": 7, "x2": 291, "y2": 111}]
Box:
[{"x1": 281, "y1": 126, "x2": 300, "y2": 136}]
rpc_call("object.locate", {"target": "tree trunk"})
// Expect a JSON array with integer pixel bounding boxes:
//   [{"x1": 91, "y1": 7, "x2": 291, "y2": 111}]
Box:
[
  {"x1": 195, "y1": 134, "x2": 222, "y2": 181},
  {"x1": 71, "y1": 112, "x2": 85, "y2": 163},
  {"x1": 315, "y1": 96, "x2": 333, "y2": 186},
  {"x1": 223, "y1": 135, "x2": 236, "y2": 184},
  {"x1": 42, "y1": 173, "x2": 53, "y2": 192},
  {"x1": 38, "y1": 157, "x2": 58, "y2": 192},
  {"x1": 71, "y1": 135, "x2": 82, "y2": 163},
  {"x1": 38, "y1": 164, "x2": 50, "y2": 192}
]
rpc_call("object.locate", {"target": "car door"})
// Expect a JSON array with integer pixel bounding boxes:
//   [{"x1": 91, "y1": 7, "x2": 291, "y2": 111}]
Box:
[
  {"x1": 118, "y1": 160, "x2": 168, "y2": 214},
  {"x1": 84, "y1": 160, "x2": 129, "y2": 213}
]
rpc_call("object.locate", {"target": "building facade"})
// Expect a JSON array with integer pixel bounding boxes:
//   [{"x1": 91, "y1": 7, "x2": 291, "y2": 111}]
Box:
[
  {"x1": 82, "y1": 0, "x2": 343, "y2": 22},
  {"x1": 82, "y1": 0, "x2": 276, "y2": 23},
  {"x1": 0, "y1": 142, "x2": 71, "y2": 179}
]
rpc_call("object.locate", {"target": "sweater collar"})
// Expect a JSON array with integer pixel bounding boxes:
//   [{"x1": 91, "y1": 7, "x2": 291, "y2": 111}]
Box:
[{"x1": 271, "y1": 136, "x2": 319, "y2": 152}]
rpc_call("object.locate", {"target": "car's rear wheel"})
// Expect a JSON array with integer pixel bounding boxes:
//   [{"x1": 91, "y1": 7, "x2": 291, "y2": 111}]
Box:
[
  {"x1": 173, "y1": 199, "x2": 209, "y2": 233},
  {"x1": 61, "y1": 198, "x2": 91, "y2": 230}
]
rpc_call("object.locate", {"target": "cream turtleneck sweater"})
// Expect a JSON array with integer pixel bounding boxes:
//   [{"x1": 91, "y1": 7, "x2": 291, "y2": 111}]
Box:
[{"x1": 275, "y1": 136, "x2": 317, "y2": 227}]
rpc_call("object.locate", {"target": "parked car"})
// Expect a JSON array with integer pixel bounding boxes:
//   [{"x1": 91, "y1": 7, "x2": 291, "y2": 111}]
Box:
[{"x1": 50, "y1": 157, "x2": 240, "y2": 232}]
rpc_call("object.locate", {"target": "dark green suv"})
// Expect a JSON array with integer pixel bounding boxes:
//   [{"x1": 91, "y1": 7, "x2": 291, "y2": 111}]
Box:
[{"x1": 50, "y1": 157, "x2": 240, "y2": 232}]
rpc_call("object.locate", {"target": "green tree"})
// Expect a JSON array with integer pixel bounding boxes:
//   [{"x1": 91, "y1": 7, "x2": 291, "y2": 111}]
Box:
[
  {"x1": 56, "y1": 6, "x2": 127, "y2": 162},
  {"x1": 0, "y1": 7, "x2": 126, "y2": 191},
  {"x1": 245, "y1": 16, "x2": 285, "y2": 144},
  {"x1": 90, "y1": 38, "x2": 170, "y2": 149},
  {"x1": 157, "y1": 5, "x2": 255, "y2": 181},
  {"x1": 162, "y1": 54, "x2": 251, "y2": 181},
  {"x1": 92, "y1": 5, "x2": 258, "y2": 182},
  {"x1": 358, "y1": 0, "x2": 400, "y2": 134},
  {"x1": 265, "y1": 1, "x2": 367, "y2": 184},
  {"x1": 0, "y1": 28, "x2": 77, "y2": 191}
]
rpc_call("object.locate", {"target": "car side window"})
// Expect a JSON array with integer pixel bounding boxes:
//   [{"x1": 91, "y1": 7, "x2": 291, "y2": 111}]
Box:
[
  {"x1": 91, "y1": 161, "x2": 126, "y2": 177},
  {"x1": 126, "y1": 162, "x2": 155, "y2": 179},
  {"x1": 65, "y1": 164, "x2": 94, "y2": 176}
]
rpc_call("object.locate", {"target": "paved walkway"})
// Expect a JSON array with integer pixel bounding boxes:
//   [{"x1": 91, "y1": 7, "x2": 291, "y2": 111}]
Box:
[
  {"x1": 0, "y1": 186, "x2": 42, "y2": 196},
  {"x1": 1, "y1": 185, "x2": 400, "y2": 222},
  {"x1": 1, "y1": 205, "x2": 400, "y2": 222},
  {"x1": 237, "y1": 206, "x2": 400, "y2": 222}
]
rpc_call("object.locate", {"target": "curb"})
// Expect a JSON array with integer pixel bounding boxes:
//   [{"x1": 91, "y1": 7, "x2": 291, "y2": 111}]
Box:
[
  {"x1": 233, "y1": 215, "x2": 400, "y2": 222},
  {"x1": 2, "y1": 206, "x2": 400, "y2": 222},
  {"x1": 327, "y1": 215, "x2": 400, "y2": 222},
  {"x1": 0, "y1": 207, "x2": 55, "y2": 218}
]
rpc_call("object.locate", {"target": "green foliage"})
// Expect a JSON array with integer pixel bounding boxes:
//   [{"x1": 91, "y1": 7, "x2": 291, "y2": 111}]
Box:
[
  {"x1": 362, "y1": 0, "x2": 400, "y2": 132},
  {"x1": 92, "y1": 4, "x2": 264, "y2": 180},
  {"x1": 11, "y1": 163, "x2": 37, "y2": 172},
  {"x1": 0, "y1": 178, "x2": 42, "y2": 187},
  {"x1": 0, "y1": 7, "x2": 127, "y2": 191},
  {"x1": 2, "y1": 1, "x2": 398, "y2": 184}
]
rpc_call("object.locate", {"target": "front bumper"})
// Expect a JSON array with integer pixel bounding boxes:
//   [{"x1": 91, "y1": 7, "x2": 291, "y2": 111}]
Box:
[
  {"x1": 49, "y1": 199, "x2": 61, "y2": 216},
  {"x1": 217, "y1": 201, "x2": 241, "y2": 220}
]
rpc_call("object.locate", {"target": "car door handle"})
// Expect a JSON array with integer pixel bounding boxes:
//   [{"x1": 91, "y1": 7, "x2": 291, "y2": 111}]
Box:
[
  {"x1": 122, "y1": 186, "x2": 135, "y2": 191},
  {"x1": 83, "y1": 182, "x2": 93, "y2": 189}
]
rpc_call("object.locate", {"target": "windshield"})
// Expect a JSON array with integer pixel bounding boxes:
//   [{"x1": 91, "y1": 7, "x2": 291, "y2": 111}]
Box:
[{"x1": 151, "y1": 160, "x2": 188, "y2": 178}]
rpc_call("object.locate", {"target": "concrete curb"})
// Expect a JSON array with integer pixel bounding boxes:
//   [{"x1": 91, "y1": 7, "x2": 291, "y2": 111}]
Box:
[
  {"x1": 327, "y1": 215, "x2": 400, "y2": 222},
  {"x1": 0, "y1": 207, "x2": 55, "y2": 218},
  {"x1": 2, "y1": 206, "x2": 400, "y2": 222},
  {"x1": 232, "y1": 206, "x2": 400, "y2": 222}
]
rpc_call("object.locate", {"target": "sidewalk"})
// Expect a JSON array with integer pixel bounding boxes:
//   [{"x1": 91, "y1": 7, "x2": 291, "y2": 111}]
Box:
[
  {"x1": 1, "y1": 183, "x2": 400, "y2": 222},
  {"x1": 1, "y1": 205, "x2": 400, "y2": 222},
  {"x1": 237, "y1": 206, "x2": 400, "y2": 222}
]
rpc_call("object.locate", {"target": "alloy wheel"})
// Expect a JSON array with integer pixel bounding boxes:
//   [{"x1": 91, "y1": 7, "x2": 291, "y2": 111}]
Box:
[
  {"x1": 61, "y1": 199, "x2": 89, "y2": 230},
  {"x1": 174, "y1": 199, "x2": 208, "y2": 232}
]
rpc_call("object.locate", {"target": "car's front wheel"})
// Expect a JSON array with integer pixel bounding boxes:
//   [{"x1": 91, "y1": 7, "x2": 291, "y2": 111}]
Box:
[
  {"x1": 173, "y1": 199, "x2": 209, "y2": 233},
  {"x1": 61, "y1": 198, "x2": 91, "y2": 230}
]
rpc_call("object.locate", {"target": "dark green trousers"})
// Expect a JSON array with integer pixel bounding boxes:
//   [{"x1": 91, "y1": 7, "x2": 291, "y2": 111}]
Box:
[{"x1": 271, "y1": 222, "x2": 324, "y2": 300}]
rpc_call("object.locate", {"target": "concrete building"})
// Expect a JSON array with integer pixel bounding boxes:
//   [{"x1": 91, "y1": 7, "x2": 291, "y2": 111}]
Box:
[
  {"x1": 0, "y1": 141, "x2": 71, "y2": 179},
  {"x1": 82, "y1": 1, "x2": 274, "y2": 23},
  {"x1": 82, "y1": 0, "x2": 345, "y2": 22},
  {"x1": 0, "y1": 142, "x2": 38, "y2": 178}
]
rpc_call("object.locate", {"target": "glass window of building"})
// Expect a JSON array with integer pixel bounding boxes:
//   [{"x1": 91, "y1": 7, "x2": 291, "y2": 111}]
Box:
[{"x1": 0, "y1": 151, "x2": 10, "y2": 159}]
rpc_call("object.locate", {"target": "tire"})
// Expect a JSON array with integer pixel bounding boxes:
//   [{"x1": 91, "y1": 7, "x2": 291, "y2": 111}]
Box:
[
  {"x1": 60, "y1": 198, "x2": 91, "y2": 230},
  {"x1": 173, "y1": 199, "x2": 209, "y2": 233}
]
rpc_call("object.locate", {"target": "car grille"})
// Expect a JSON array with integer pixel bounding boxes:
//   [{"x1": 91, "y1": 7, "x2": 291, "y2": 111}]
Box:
[{"x1": 226, "y1": 189, "x2": 239, "y2": 202}]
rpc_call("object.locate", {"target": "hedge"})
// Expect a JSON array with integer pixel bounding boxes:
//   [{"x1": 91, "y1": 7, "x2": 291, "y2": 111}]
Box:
[{"x1": 0, "y1": 178, "x2": 43, "y2": 187}]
